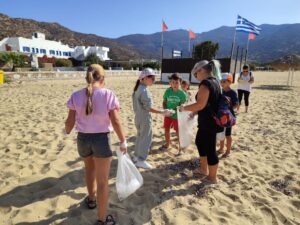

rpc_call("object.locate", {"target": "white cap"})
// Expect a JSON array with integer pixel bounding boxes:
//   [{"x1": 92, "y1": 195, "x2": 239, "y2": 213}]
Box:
[
  {"x1": 191, "y1": 60, "x2": 209, "y2": 76},
  {"x1": 139, "y1": 68, "x2": 157, "y2": 79}
]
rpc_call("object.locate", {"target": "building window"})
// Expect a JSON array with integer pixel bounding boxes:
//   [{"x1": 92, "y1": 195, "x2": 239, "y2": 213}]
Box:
[
  {"x1": 50, "y1": 50, "x2": 55, "y2": 55},
  {"x1": 56, "y1": 51, "x2": 59, "y2": 55},
  {"x1": 32, "y1": 48, "x2": 35, "y2": 53},
  {"x1": 40, "y1": 49, "x2": 46, "y2": 54},
  {"x1": 36, "y1": 48, "x2": 39, "y2": 53},
  {"x1": 59, "y1": 51, "x2": 62, "y2": 56},
  {"x1": 68, "y1": 52, "x2": 71, "y2": 56},
  {"x1": 23, "y1": 46, "x2": 30, "y2": 52}
]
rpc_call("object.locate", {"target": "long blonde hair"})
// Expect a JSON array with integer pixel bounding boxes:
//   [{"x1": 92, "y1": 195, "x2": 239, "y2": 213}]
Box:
[{"x1": 85, "y1": 64, "x2": 105, "y2": 115}]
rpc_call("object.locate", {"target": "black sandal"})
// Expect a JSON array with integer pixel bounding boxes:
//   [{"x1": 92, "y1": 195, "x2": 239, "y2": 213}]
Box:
[
  {"x1": 95, "y1": 220, "x2": 105, "y2": 225},
  {"x1": 105, "y1": 215, "x2": 116, "y2": 225},
  {"x1": 84, "y1": 196, "x2": 97, "y2": 209}
]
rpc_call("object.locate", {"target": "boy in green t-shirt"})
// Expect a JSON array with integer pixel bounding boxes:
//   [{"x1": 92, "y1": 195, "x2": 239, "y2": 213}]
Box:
[{"x1": 161, "y1": 73, "x2": 187, "y2": 155}]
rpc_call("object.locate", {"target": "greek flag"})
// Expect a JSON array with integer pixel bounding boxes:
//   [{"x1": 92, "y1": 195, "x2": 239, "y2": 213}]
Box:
[{"x1": 236, "y1": 15, "x2": 261, "y2": 35}]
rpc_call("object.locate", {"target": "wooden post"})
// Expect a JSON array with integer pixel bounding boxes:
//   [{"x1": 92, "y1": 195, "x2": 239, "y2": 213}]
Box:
[{"x1": 291, "y1": 68, "x2": 295, "y2": 86}]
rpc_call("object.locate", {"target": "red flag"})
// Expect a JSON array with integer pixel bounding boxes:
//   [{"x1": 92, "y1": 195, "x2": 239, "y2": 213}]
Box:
[
  {"x1": 162, "y1": 21, "x2": 168, "y2": 32},
  {"x1": 249, "y1": 33, "x2": 256, "y2": 40},
  {"x1": 189, "y1": 29, "x2": 196, "y2": 39}
]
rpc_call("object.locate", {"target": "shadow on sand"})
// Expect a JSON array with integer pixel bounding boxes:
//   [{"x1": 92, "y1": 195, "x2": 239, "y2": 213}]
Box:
[
  {"x1": 1, "y1": 149, "x2": 213, "y2": 225},
  {"x1": 252, "y1": 85, "x2": 293, "y2": 91}
]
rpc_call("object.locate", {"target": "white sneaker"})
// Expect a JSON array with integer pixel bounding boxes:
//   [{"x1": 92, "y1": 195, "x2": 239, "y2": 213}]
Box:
[{"x1": 135, "y1": 160, "x2": 153, "y2": 169}]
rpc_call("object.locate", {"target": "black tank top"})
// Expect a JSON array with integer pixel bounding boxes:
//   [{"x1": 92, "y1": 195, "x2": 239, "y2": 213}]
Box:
[{"x1": 196, "y1": 77, "x2": 221, "y2": 131}]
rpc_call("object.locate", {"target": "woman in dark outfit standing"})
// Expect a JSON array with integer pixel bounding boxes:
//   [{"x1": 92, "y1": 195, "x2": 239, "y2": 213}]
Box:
[{"x1": 179, "y1": 60, "x2": 221, "y2": 183}]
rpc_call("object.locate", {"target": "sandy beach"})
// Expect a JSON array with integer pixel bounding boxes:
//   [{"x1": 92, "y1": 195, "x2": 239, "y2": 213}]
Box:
[{"x1": 0, "y1": 71, "x2": 299, "y2": 225}]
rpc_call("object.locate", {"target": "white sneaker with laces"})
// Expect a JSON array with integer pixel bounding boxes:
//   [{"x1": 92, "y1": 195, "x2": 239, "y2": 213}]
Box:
[{"x1": 135, "y1": 160, "x2": 153, "y2": 169}]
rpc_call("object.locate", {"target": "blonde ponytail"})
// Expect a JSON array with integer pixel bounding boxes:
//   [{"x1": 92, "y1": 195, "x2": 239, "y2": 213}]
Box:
[
  {"x1": 86, "y1": 71, "x2": 94, "y2": 115},
  {"x1": 85, "y1": 64, "x2": 105, "y2": 115}
]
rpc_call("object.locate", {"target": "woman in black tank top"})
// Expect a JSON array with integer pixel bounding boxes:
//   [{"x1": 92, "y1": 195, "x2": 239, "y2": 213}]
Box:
[{"x1": 180, "y1": 60, "x2": 221, "y2": 183}]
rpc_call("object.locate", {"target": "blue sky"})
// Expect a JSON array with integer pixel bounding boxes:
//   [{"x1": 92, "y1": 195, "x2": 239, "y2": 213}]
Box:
[{"x1": 0, "y1": 0, "x2": 299, "y2": 38}]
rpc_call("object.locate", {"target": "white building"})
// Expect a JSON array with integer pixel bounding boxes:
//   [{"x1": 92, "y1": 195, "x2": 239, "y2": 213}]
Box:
[
  {"x1": 72, "y1": 46, "x2": 110, "y2": 61},
  {"x1": 0, "y1": 32, "x2": 110, "y2": 61}
]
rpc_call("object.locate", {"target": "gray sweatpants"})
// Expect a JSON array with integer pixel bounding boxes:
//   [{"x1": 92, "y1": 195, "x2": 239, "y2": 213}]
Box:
[{"x1": 134, "y1": 118, "x2": 152, "y2": 161}]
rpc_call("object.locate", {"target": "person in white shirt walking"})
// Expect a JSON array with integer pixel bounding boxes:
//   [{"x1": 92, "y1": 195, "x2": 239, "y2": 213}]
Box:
[{"x1": 237, "y1": 65, "x2": 254, "y2": 113}]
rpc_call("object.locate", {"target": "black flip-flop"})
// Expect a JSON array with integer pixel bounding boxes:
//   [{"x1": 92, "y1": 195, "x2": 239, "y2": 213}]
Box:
[
  {"x1": 159, "y1": 145, "x2": 170, "y2": 151},
  {"x1": 85, "y1": 196, "x2": 97, "y2": 209},
  {"x1": 95, "y1": 220, "x2": 105, "y2": 225},
  {"x1": 105, "y1": 215, "x2": 116, "y2": 225}
]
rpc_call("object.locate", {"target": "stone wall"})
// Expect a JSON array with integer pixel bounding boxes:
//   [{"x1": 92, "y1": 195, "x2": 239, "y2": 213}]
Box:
[{"x1": 4, "y1": 70, "x2": 143, "y2": 81}]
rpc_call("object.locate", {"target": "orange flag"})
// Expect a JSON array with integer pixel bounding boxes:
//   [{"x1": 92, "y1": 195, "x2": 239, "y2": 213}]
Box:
[
  {"x1": 162, "y1": 21, "x2": 168, "y2": 32},
  {"x1": 189, "y1": 29, "x2": 196, "y2": 39},
  {"x1": 249, "y1": 33, "x2": 256, "y2": 40}
]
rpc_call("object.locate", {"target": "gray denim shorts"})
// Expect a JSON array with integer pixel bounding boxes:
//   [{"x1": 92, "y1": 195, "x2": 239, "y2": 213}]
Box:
[{"x1": 77, "y1": 132, "x2": 112, "y2": 158}]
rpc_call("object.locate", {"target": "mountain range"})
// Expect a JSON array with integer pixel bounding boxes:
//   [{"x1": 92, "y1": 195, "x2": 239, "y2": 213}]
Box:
[
  {"x1": 117, "y1": 24, "x2": 300, "y2": 63},
  {"x1": 1, "y1": 13, "x2": 299, "y2": 63},
  {"x1": 0, "y1": 13, "x2": 143, "y2": 60}
]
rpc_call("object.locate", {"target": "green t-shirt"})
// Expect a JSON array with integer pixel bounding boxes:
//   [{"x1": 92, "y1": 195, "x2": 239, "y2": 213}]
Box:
[{"x1": 163, "y1": 87, "x2": 187, "y2": 119}]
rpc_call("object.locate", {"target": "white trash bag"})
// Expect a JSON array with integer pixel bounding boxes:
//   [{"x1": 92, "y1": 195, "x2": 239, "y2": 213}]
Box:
[
  {"x1": 116, "y1": 149, "x2": 143, "y2": 201},
  {"x1": 177, "y1": 108, "x2": 197, "y2": 149},
  {"x1": 216, "y1": 129, "x2": 226, "y2": 141}
]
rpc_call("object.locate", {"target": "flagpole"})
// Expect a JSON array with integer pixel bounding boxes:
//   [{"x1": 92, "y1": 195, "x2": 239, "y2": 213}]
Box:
[
  {"x1": 230, "y1": 16, "x2": 238, "y2": 73},
  {"x1": 245, "y1": 35, "x2": 250, "y2": 64},
  {"x1": 161, "y1": 20, "x2": 164, "y2": 60},
  {"x1": 161, "y1": 19, "x2": 164, "y2": 81},
  {"x1": 188, "y1": 36, "x2": 191, "y2": 57},
  {"x1": 230, "y1": 28, "x2": 237, "y2": 59}
]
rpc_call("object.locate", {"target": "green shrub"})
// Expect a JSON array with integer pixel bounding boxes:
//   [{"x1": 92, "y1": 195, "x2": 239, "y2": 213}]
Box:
[
  {"x1": 55, "y1": 58, "x2": 73, "y2": 67},
  {"x1": 0, "y1": 52, "x2": 30, "y2": 68},
  {"x1": 193, "y1": 41, "x2": 219, "y2": 60},
  {"x1": 84, "y1": 53, "x2": 104, "y2": 66},
  {"x1": 142, "y1": 61, "x2": 160, "y2": 70}
]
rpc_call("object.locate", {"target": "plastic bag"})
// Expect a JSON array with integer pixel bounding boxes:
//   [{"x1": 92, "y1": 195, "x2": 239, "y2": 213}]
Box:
[
  {"x1": 116, "y1": 150, "x2": 143, "y2": 201},
  {"x1": 177, "y1": 108, "x2": 197, "y2": 148},
  {"x1": 216, "y1": 128, "x2": 225, "y2": 141}
]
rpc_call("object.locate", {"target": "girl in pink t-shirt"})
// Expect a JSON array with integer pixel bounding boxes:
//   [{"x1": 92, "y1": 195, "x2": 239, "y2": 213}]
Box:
[{"x1": 65, "y1": 64, "x2": 126, "y2": 225}]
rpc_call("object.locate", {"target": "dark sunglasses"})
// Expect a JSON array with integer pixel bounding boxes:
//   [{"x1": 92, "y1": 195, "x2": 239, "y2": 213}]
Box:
[{"x1": 147, "y1": 75, "x2": 155, "y2": 80}]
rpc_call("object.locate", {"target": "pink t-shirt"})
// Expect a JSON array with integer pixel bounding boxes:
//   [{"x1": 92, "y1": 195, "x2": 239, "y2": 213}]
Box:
[{"x1": 67, "y1": 88, "x2": 120, "y2": 133}]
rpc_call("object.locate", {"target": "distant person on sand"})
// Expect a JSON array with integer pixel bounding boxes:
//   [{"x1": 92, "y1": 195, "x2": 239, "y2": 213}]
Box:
[
  {"x1": 161, "y1": 73, "x2": 187, "y2": 155},
  {"x1": 132, "y1": 68, "x2": 172, "y2": 169},
  {"x1": 237, "y1": 64, "x2": 254, "y2": 113},
  {"x1": 179, "y1": 60, "x2": 221, "y2": 183},
  {"x1": 218, "y1": 73, "x2": 239, "y2": 157},
  {"x1": 65, "y1": 64, "x2": 126, "y2": 225}
]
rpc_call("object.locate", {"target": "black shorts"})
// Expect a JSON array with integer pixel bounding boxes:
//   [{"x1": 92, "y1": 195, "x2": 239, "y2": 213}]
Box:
[
  {"x1": 225, "y1": 127, "x2": 232, "y2": 137},
  {"x1": 77, "y1": 132, "x2": 112, "y2": 158}
]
